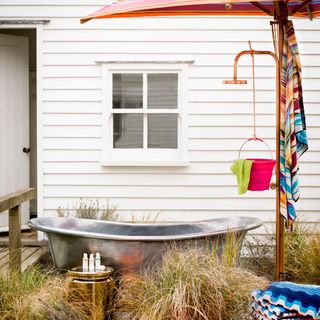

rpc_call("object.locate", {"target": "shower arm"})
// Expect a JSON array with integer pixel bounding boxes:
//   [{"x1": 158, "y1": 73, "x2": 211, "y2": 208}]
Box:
[
  {"x1": 223, "y1": 49, "x2": 284, "y2": 281},
  {"x1": 223, "y1": 49, "x2": 278, "y2": 85}
]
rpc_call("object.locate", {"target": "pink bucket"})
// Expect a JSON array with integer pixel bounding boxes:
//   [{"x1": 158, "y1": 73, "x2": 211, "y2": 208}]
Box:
[{"x1": 247, "y1": 158, "x2": 276, "y2": 191}]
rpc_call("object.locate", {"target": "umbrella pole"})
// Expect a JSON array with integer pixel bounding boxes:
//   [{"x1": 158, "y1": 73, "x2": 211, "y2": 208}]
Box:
[
  {"x1": 275, "y1": 20, "x2": 285, "y2": 281},
  {"x1": 274, "y1": 5, "x2": 288, "y2": 281}
]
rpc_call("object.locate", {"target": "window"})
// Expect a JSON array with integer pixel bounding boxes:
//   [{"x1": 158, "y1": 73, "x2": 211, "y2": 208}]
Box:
[{"x1": 101, "y1": 63, "x2": 189, "y2": 166}]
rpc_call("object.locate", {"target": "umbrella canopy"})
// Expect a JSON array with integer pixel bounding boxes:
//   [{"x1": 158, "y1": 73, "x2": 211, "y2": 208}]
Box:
[{"x1": 81, "y1": 0, "x2": 320, "y2": 23}]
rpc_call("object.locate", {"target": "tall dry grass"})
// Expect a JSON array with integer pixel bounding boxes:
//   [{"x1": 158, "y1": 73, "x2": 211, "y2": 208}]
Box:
[
  {"x1": 241, "y1": 234, "x2": 276, "y2": 280},
  {"x1": 57, "y1": 198, "x2": 161, "y2": 224},
  {"x1": 242, "y1": 222, "x2": 320, "y2": 284},
  {"x1": 0, "y1": 266, "x2": 95, "y2": 320},
  {"x1": 114, "y1": 238, "x2": 269, "y2": 320},
  {"x1": 284, "y1": 224, "x2": 320, "y2": 284},
  {"x1": 57, "y1": 198, "x2": 119, "y2": 221}
]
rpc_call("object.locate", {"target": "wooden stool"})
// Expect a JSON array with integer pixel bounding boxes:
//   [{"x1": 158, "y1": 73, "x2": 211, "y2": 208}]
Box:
[{"x1": 67, "y1": 267, "x2": 115, "y2": 320}]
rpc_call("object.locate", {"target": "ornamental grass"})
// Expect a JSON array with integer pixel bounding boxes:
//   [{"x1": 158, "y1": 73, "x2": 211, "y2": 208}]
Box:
[
  {"x1": 0, "y1": 266, "x2": 94, "y2": 320},
  {"x1": 284, "y1": 224, "x2": 320, "y2": 284},
  {"x1": 114, "y1": 239, "x2": 269, "y2": 320},
  {"x1": 241, "y1": 221, "x2": 320, "y2": 284}
]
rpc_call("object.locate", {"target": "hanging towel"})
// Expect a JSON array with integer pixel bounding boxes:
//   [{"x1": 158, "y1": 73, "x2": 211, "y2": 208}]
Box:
[
  {"x1": 230, "y1": 159, "x2": 253, "y2": 194},
  {"x1": 251, "y1": 282, "x2": 320, "y2": 320},
  {"x1": 280, "y1": 21, "x2": 308, "y2": 228}
]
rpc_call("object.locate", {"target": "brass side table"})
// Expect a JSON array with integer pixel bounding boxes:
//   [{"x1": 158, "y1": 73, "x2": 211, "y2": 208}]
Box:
[{"x1": 67, "y1": 267, "x2": 115, "y2": 320}]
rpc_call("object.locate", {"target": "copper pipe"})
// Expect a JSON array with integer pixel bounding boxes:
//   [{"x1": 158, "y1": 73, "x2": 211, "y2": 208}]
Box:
[
  {"x1": 224, "y1": 49, "x2": 278, "y2": 83},
  {"x1": 223, "y1": 48, "x2": 282, "y2": 280}
]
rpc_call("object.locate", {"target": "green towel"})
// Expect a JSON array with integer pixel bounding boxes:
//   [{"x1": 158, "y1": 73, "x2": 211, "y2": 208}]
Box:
[{"x1": 230, "y1": 159, "x2": 254, "y2": 194}]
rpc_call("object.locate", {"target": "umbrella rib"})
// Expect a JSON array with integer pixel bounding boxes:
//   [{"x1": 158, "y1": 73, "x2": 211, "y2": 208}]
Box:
[
  {"x1": 250, "y1": 1, "x2": 273, "y2": 15},
  {"x1": 306, "y1": 4, "x2": 314, "y2": 20},
  {"x1": 289, "y1": 0, "x2": 313, "y2": 15}
]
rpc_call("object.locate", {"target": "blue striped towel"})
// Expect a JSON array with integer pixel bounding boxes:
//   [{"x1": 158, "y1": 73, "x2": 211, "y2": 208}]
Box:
[{"x1": 251, "y1": 282, "x2": 320, "y2": 319}]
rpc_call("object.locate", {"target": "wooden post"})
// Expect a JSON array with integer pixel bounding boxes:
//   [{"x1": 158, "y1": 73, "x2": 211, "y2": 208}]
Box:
[
  {"x1": 275, "y1": 17, "x2": 285, "y2": 281},
  {"x1": 274, "y1": 2, "x2": 288, "y2": 281},
  {"x1": 0, "y1": 188, "x2": 35, "y2": 274},
  {"x1": 9, "y1": 205, "x2": 22, "y2": 274}
]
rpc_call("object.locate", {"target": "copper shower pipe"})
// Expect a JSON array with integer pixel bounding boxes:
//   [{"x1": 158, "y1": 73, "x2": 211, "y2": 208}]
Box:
[
  {"x1": 223, "y1": 49, "x2": 278, "y2": 84},
  {"x1": 223, "y1": 49, "x2": 285, "y2": 281}
]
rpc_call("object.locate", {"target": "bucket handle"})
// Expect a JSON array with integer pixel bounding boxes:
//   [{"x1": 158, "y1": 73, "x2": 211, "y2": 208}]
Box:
[{"x1": 238, "y1": 137, "x2": 274, "y2": 160}]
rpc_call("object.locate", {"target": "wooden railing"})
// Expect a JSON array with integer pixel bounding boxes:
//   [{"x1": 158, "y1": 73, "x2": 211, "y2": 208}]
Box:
[{"x1": 0, "y1": 188, "x2": 35, "y2": 274}]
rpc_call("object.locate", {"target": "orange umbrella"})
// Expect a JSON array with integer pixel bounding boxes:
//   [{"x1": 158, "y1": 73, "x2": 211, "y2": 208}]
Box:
[
  {"x1": 81, "y1": 1, "x2": 319, "y2": 280},
  {"x1": 81, "y1": 0, "x2": 320, "y2": 22}
]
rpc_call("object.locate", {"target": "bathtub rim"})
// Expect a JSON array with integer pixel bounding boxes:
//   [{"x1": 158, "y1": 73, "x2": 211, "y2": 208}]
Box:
[{"x1": 28, "y1": 216, "x2": 263, "y2": 242}]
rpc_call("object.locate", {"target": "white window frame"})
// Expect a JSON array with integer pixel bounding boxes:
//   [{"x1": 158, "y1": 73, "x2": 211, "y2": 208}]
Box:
[{"x1": 100, "y1": 62, "x2": 190, "y2": 166}]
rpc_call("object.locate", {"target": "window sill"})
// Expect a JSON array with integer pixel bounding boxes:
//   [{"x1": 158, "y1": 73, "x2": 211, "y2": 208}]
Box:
[{"x1": 100, "y1": 160, "x2": 190, "y2": 167}]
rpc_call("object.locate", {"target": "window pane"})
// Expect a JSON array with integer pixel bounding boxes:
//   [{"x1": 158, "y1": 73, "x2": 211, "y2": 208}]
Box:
[
  {"x1": 113, "y1": 114, "x2": 143, "y2": 148},
  {"x1": 113, "y1": 74, "x2": 143, "y2": 109},
  {"x1": 148, "y1": 114, "x2": 178, "y2": 148},
  {"x1": 147, "y1": 74, "x2": 178, "y2": 109}
]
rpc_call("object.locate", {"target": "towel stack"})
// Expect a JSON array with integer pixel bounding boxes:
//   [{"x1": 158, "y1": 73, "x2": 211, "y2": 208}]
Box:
[{"x1": 250, "y1": 282, "x2": 320, "y2": 319}]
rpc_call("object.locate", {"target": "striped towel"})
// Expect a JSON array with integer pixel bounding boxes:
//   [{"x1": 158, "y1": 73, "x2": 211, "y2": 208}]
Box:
[
  {"x1": 250, "y1": 300, "x2": 300, "y2": 319},
  {"x1": 280, "y1": 20, "x2": 308, "y2": 228},
  {"x1": 251, "y1": 282, "x2": 320, "y2": 319}
]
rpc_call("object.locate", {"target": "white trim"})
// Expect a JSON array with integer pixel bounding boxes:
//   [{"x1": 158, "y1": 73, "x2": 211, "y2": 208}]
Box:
[
  {"x1": 36, "y1": 25, "x2": 44, "y2": 240},
  {"x1": 100, "y1": 62, "x2": 189, "y2": 166},
  {"x1": 100, "y1": 160, "x2": 190, "y2": 167},
  {"x1": 180, "y1": 64, "x2": 189, "y2": 162},
  {"x1": 0, "y1": 23, "x2": 45, "y2": 240},
  {"x1": 143, "y1": 72, "x2": 148, "y2": 149},
  {"x1": 96, "y1": 60, "x2": 195, "y2": 65},
  {"x1": 112, "y1": 109, "x2": 179, "y2": 114}
]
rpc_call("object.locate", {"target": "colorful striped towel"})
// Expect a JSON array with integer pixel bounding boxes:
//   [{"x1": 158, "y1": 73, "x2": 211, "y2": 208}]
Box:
[
  {"x1": 251, "y1": 282, "x2": 320, "y2": 319},
  {"x1": 280, "y1": 20, "x2": 308, "y2": 228},
  {"x1": 250, "y1": 300, "x2": 300, "y2": 319}
]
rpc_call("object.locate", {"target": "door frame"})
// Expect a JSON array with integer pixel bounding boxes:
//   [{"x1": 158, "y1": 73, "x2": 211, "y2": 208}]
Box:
[{"x1": 0, "y1": 23, "x2": 45, "y2": 238}]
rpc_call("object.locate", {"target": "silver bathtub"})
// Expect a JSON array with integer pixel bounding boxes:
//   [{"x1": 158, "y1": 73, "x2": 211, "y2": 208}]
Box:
[{"x1": 29, "y1": 216, "x2": 262, "y2": 273}]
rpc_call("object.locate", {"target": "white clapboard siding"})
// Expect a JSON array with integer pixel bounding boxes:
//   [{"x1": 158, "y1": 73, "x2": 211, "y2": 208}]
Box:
[
  {"x1": 42, "y1": 161, "x2": 320, "y2": 174},
  {"x1": 188, "y1": 103, "x2": 318, "y2": 115},
  {"x1": 42, "y1": 185, "x2": 320, "y2": 200},
  {"x1": 1, "y1": 1, "x2": 320, "y2": 233},
  {"x1": 189, "y1": 126, "x2": 320, "y2": 139},
  {"x1": 43, "y1": 101, "x2": 102, "y2": 113},
  {"x1": 43, "y1": 125, "x2": 102, "y2": 138},
  {"x1": 43, "y1": 77, "x2": 320, "y2": 91},
  {"x1": 42, "y1": 54, "x2": 320, "y2": 67},
  {"x1": 42, "y1": 136, "x2": 320, "y2": 152}
]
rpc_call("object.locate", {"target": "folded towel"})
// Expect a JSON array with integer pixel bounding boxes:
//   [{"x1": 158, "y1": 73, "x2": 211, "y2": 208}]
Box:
[
  {"x1": 251, "y1": 290, "x2": 304, "y2": 319},
  {"x1": 251, "y1": 300, "x2": 281, "y2": 319},
  {"x1": 250, "y1": 296, "x2": 298, "y2": 320},
  {"x1": 230, "y1": 159, "x2": 253, "y2": 194},
  {"x1": 251, "y1": 282, "x2": 320, "y2": 319}
]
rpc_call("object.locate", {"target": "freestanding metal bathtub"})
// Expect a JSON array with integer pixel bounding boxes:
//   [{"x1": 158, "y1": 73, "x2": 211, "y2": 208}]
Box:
[{"x1": 28, "y1": 216, "x2": 262, "y2": 273}]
